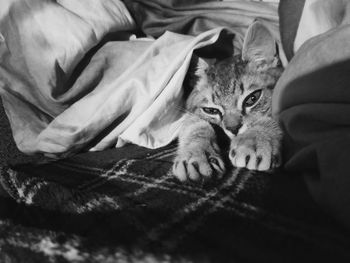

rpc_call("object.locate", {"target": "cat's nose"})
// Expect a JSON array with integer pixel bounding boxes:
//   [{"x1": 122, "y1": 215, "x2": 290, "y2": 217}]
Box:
[
  {"x1": 223, "y1": 115, "x2": 242, "y2": 136},
  {"x1": 226, "y1": 123, "x2": 242, "y2": 135}
]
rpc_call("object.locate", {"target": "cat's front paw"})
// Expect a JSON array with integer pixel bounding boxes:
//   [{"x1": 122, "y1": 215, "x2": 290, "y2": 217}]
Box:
[
  {"x1": 229, "y1": 132, "x2": 281, "y2": 171},
  {"x1": 173, "y1": 143, "x2": 225, "y2": 182}
]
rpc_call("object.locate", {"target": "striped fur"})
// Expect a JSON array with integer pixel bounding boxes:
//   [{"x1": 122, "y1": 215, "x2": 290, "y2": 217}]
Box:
[{"x1": 173, "y1": 22, "x2": 283, "y2": 182}]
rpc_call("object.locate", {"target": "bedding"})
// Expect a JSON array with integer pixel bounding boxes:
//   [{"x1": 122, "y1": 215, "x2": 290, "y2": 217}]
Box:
[
  {"x1": 275, "y1": 0, "x2": 350, "y2": 229},
  {"x1": 1, "y1": 143, "x2": 350, "y2": 262},
  {"x1": 0, "y1": 0, "x2": 350, "y2": 262},
  {"x1": 3, "y1": 96, "x2": 350, "y2": 262},
  {"x1": 0, "y1": 0, "x2": 284, "y2": 158}
]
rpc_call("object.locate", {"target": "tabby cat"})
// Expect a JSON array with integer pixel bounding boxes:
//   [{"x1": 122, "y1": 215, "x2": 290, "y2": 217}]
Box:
[{"x1": 173, "y1": 21, "x2": 283, "y2": 182}]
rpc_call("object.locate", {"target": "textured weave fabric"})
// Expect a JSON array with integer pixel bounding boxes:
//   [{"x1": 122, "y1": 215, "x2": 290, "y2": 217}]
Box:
[{"x1": 0, "y1": 143, "x2": 349, "y2": 262}]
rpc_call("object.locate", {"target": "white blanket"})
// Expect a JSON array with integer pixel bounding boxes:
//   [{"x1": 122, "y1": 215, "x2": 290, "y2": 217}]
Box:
[{"x1": 0, "y1": 0, "x2": 281, "y2": 158}]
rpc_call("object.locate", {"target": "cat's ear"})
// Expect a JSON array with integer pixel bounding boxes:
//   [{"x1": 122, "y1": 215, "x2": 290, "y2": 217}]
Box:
[
  {"x1": 242, "y1": 20, "x2": 277, "y2": 65},
  {"x1": 194, "y1": 57, "x2": 215, "y2": 78}
]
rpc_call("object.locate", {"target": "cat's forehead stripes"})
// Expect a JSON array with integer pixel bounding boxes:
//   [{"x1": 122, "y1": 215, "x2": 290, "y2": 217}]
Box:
[
  {"x1": 212, "y1": 87, "x2": 239, "y2": 108},
  {"x1": 205, "y1": 59, "x2": 248, "y2": 109},
  {"x1": 208, "y1": 56, "x2": 245, "y2": 89},
  {"x1": 238, "y1": 82, "x2": 244, "y2": 95},
  {"x1": 200, "y1": 97, "x2": 208, "y2": 104},
  {"x1": 241, "y1": 70, "x2": 277, "y2": 91},
  {"x1": 193, "y1": 54, "x2": 281, "y2": 117}
]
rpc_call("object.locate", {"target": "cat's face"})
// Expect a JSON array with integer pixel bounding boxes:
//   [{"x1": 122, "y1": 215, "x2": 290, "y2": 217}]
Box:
[{"x1": 186, "y1": 55, "x2": 282, "y2": 138}]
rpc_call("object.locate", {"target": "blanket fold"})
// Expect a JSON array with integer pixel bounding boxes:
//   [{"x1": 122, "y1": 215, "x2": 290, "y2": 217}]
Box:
[
  {"x1": 125, "y1": 0, "x2": 281, "y2": 53},
  {"x1": 274, "y1": 2, "x2": 350, "y2": 229},
  {"x1": 0, "y1": 0, "x2": 282, "y2": 158}
]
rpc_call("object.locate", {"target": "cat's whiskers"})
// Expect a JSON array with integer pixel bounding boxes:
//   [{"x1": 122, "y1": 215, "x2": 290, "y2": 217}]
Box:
[
  {"x1": 167, "y1": 105, "x2": 211, "y2": 138},
  {"x1": 173, "y1": 105, "x2": 205, "y2": 120},
  {"x1": 173, "y1": 104, "x2": 191, "y2": 115}
]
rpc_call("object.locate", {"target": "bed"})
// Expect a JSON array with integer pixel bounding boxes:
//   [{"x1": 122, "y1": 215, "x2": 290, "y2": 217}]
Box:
[{"x1": 0, "y1": 0, "x2": 350, "y2": 262}]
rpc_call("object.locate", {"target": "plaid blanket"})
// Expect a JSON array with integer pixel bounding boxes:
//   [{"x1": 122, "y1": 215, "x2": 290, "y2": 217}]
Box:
[{"x1": 0, "y1": 143, "x2": 349, "y2": 262}]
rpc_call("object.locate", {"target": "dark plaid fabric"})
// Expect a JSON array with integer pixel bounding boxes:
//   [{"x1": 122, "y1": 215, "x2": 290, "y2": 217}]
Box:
[{"x1": 0, "y1": 143, "x2": 350, "y2": 263}]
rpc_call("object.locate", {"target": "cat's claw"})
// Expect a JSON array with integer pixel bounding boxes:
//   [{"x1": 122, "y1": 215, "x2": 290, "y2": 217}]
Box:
[
  {"x1": 229, "y1": 133, "x2": 281, "y2": 172},
  {"x1": 173, "y1": 151, "x2": 225, "y2": 182}
]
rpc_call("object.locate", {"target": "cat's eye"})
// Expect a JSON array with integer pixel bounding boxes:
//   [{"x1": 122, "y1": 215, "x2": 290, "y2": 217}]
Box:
[
  {"x1": 243, "y1": 90, "x2": 262, "y2": 108},
  {"x1": 202, "y1": 107, "x2": 222, "y2": 116}
]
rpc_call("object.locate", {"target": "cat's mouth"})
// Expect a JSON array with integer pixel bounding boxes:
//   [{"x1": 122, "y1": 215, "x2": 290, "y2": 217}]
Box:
[{"x1": 222, "y1": 123, "x2": 247, "y2": 139}]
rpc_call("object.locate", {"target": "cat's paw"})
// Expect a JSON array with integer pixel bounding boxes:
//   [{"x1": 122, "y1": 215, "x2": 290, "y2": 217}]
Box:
[
  {"x1": 173, "y1": 144, "x2": 225, "y2": 182},
  {"x1": 229, "y1": 132, "x2": 281, "y2": 171}
]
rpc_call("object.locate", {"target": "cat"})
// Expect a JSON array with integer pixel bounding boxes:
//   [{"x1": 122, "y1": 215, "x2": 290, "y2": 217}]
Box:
[{"x1": 173, "y1": 21, "x2": 283, "y2": 182}]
